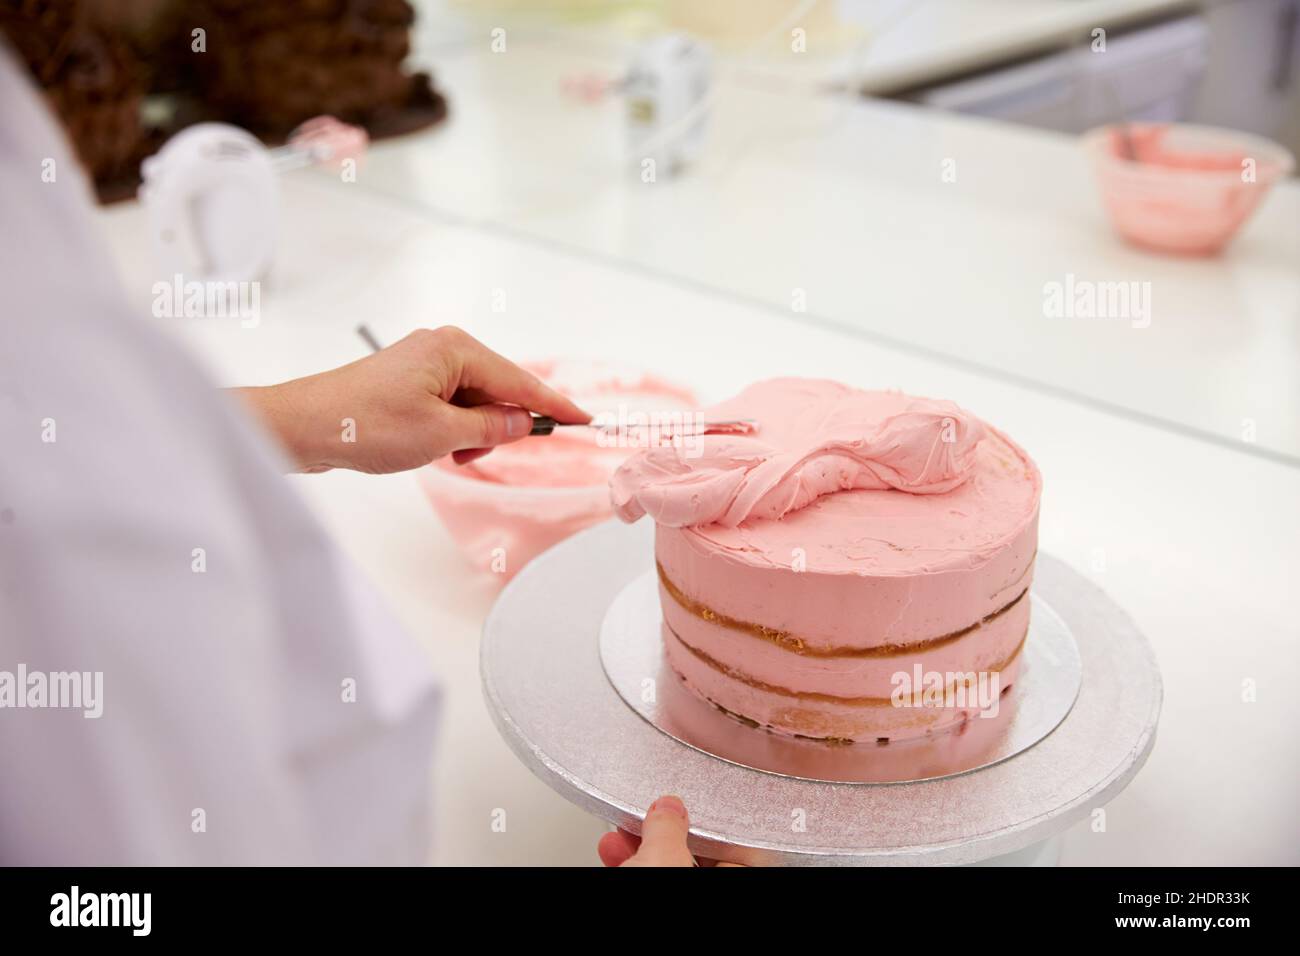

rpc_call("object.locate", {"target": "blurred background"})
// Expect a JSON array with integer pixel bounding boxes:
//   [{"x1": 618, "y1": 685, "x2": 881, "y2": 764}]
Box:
[
  {"x1": 2, "y1": 1, "x2": 1297, "y2": 865},
  {"x1": 4, "y1": 1, "x2": 1297, "y2": 197}
]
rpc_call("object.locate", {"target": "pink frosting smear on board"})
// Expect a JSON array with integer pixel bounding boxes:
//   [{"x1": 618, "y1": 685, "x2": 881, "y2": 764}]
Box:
[{"x1": 611, "y1": 378, "x2": 987, "y2": 528}]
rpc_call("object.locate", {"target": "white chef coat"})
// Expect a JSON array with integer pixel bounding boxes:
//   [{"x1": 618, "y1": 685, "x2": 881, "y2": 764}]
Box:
[{"x1": 0, "y1": 47, "x2": 441, "y2": 864}]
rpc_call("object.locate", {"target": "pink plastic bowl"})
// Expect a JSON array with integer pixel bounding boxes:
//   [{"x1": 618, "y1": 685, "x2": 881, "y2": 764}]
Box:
[
  {"x1": 418, "y1": 465, "x2": 612, "y2": 580},
  {"x1": 1084, "y1": 123, "x2": 1294, "y2": 256},
  {"x1": 418, "y1": 361, "x2": 697, "y2": 581}
]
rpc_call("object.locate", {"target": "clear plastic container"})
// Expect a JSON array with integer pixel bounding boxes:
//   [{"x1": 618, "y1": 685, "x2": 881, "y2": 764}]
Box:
[{"x1": 1083, "y1": 123, "x2": 1294, "y2": 256}]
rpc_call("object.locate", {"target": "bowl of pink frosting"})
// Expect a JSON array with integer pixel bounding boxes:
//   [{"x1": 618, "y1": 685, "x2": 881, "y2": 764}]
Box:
[
  {"x1": 1083, "y1": 122, "x2": 1294, "y2": 256},
  {"x1": 418, "y1": 360, "x2": 697, "y2": 580}
]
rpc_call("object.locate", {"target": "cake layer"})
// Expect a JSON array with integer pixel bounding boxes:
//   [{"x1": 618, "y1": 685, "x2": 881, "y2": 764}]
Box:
[
  {"x1": 655, "y1": 489, "x2": 1037, "y2": 652},
  {"x1": 658, "y1": 570, "x2": 1031, "y2": 700},
  {"x1": 663, "y1": 622, "x2": 1023, "y2": 741}
]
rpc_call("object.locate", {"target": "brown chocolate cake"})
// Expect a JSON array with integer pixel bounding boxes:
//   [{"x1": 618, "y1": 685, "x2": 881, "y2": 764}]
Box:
[
  {"x1": 0, "y1": 0, "x2": 446, "y2": 202},
  {"x1": 0, "y1": 0, "x2": 155, "y2": 194},
  {"x1": 184, "y1": 0, "x2": 446, "y2": 139}
]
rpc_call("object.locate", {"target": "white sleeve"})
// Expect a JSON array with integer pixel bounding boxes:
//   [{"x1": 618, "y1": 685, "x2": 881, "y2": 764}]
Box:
[{"x1": 0, "y1": 48, "x2": 440, "y2": 865}]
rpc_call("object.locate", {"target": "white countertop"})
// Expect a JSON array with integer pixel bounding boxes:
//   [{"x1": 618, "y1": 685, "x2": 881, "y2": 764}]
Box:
[{"x1": 96, "y1": 155, "x2": 1300, "y2": 863}]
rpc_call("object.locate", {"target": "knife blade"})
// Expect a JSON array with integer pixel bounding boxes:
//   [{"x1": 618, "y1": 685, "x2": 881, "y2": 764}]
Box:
[{"x1": 529, "y1": 415, "x2": 756, "y2": 437}]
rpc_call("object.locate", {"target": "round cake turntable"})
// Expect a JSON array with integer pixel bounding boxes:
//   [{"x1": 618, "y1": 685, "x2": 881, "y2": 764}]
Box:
[{"x1": 481, "y1": 520, "x2": 1162, "y2": 866}]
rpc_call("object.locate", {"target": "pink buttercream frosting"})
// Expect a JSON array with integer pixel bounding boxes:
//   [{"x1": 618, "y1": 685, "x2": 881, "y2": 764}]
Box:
[{"x1": 611, "y1": 379, "x2": 986, "y2": 528}]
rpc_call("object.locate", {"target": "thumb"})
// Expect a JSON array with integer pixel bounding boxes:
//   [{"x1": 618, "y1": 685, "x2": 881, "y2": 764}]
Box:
[
  {"x1": 624, "y1": 795, "x2": 695, "y2": 867},
  {"x1": 442, "y1": 403, "x2": 533, "y2": 452}
]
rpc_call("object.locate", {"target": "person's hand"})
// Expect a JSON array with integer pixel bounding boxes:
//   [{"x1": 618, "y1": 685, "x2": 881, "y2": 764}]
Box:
[
  {"x1": 234, "y1": 327, "x2": 590, "y2": 474},
  {"x1": 597, "y1": 795, "x2": 743, "y2": 867}
]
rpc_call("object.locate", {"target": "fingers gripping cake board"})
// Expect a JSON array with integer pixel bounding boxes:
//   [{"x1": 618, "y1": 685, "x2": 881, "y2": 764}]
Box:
[{"x1": 610, "y1": 379, "x2": 1041, "y2": 743}]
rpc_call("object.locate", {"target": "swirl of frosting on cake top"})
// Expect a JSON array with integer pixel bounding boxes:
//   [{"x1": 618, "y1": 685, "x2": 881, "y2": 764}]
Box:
[{"x1": 610, "y1": 378, "x2": 987, "y2": 529}]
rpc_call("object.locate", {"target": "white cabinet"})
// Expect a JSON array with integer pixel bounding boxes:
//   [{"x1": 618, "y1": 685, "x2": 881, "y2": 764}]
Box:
[{"x1": 1191, "y1": 0, "x2": 1300, "y2": 153}]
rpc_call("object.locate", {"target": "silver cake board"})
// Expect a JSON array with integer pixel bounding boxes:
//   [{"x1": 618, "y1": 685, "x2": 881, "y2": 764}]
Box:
[{"x1": 481, "y1": 519, "x2": 1162, "y2": 866}]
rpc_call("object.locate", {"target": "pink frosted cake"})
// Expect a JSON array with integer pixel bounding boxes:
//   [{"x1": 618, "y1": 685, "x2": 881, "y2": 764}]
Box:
[{"x1": 610, "y1": 378, "x2": 1041, "y2": 742}]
